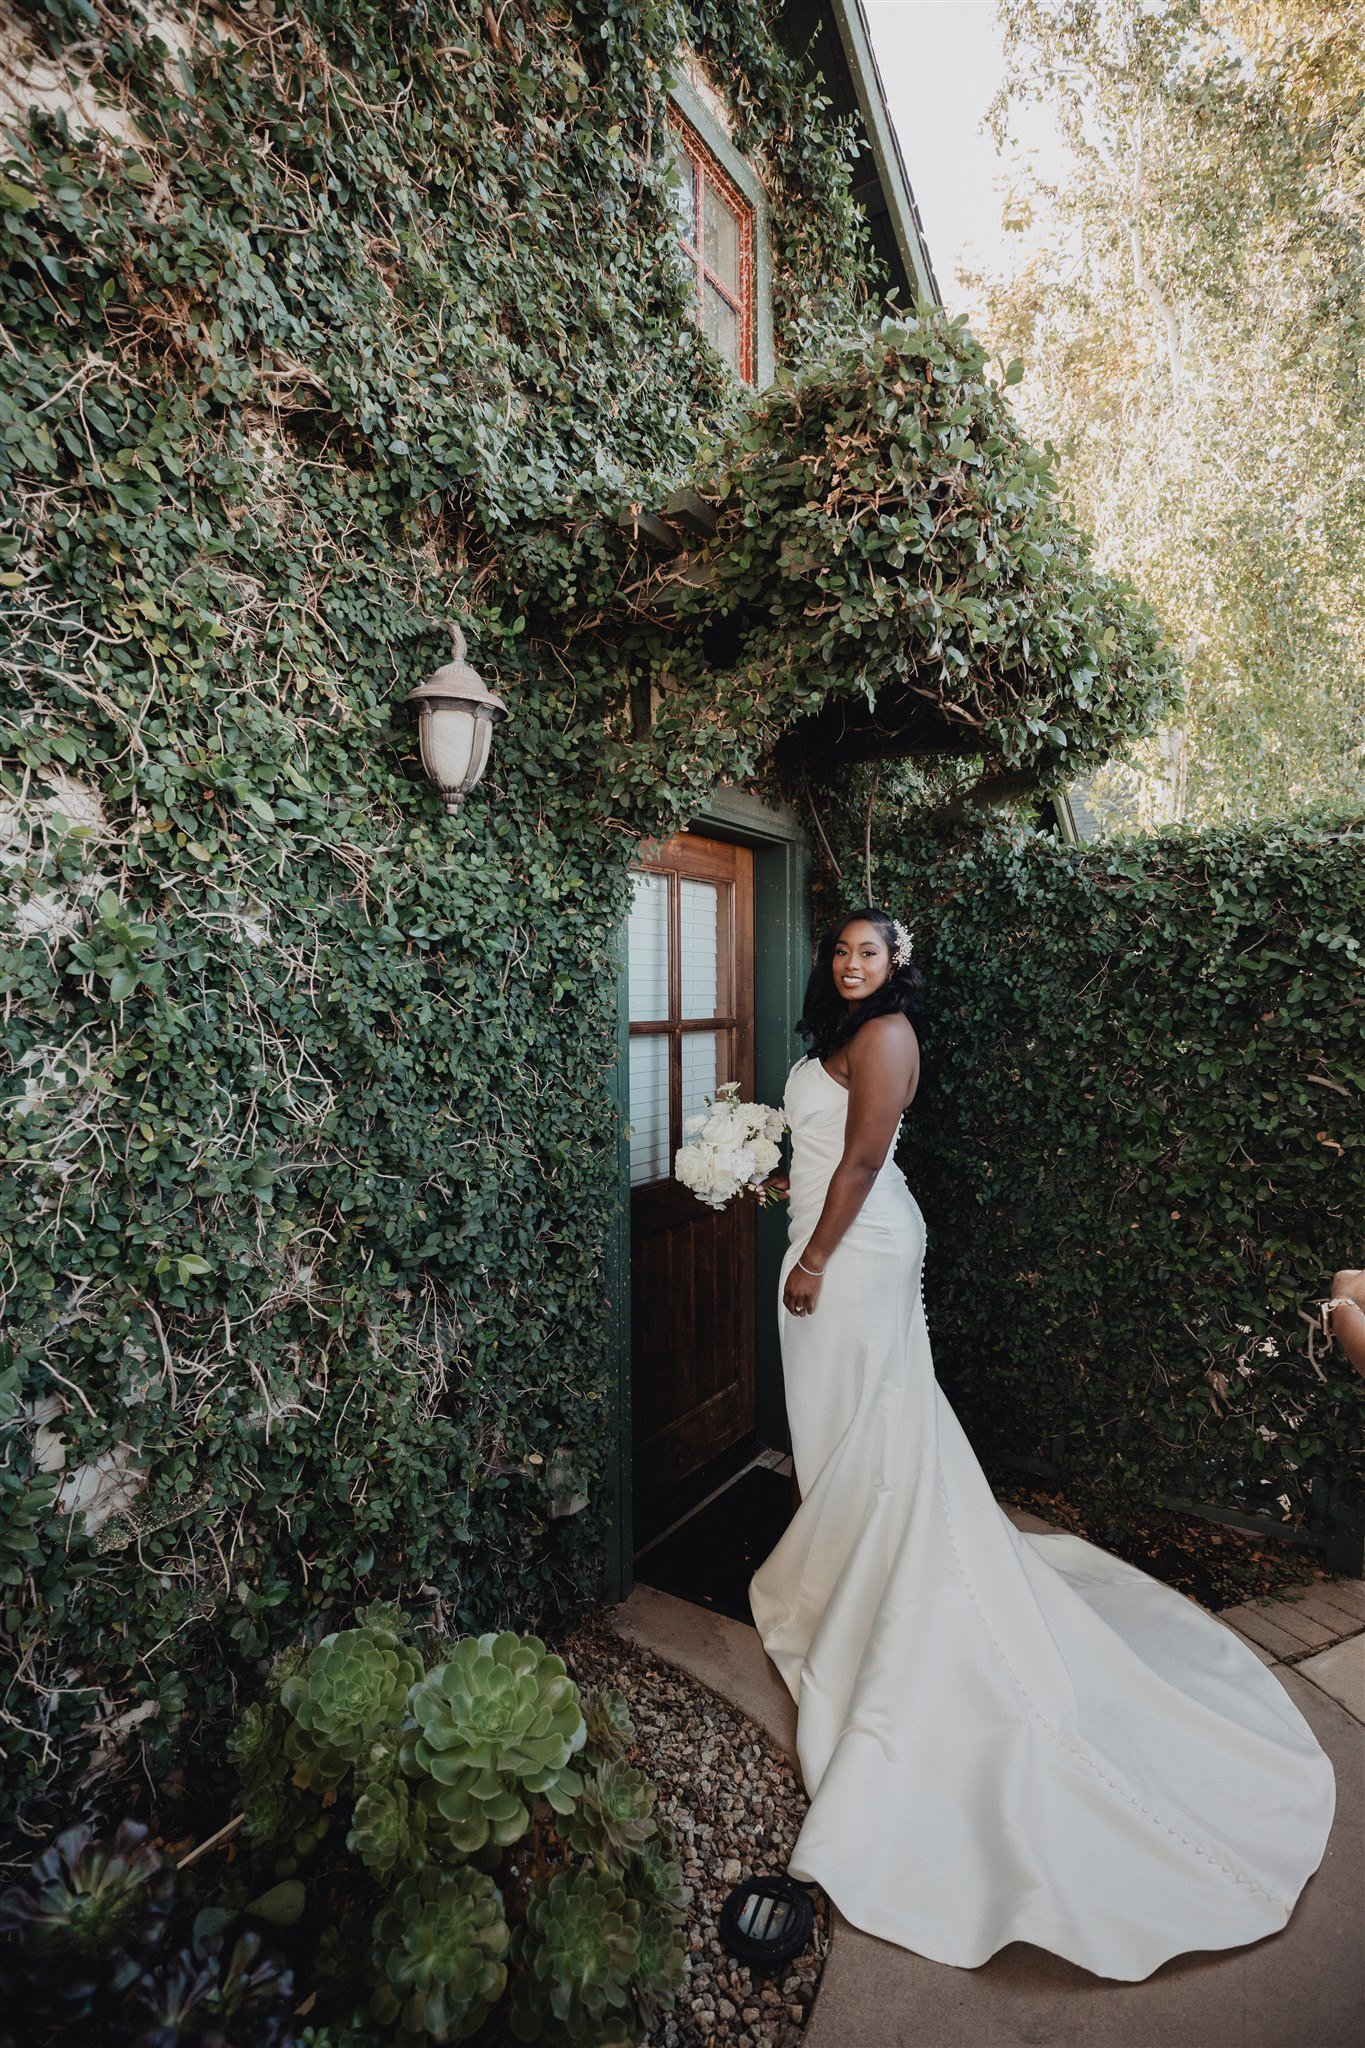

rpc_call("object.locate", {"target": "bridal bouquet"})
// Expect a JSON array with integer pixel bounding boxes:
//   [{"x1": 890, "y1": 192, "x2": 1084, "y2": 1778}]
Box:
[{"x1": 674, "y1": 1082, "x2": 787, "y2": 1211}]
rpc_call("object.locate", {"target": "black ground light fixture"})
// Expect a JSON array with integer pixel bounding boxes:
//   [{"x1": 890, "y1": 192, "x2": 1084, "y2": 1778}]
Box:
[{"x1": 718, "y1": 1872, "x2": 816, "y2": 1975}]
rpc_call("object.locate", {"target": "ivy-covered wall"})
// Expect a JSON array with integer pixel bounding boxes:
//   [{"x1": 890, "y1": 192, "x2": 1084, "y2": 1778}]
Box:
[
  {"x1": 0, "y1": 0, "x2": 1196, "y2": 1846},
  {"x1": 0, "y1": 0, "x2": 906, "y2": 1835}
]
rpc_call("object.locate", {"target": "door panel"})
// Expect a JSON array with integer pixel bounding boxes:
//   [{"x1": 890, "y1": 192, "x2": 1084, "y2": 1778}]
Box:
[{"x1": 629, "y1": 832, "x2": 755, "y2": 1542}]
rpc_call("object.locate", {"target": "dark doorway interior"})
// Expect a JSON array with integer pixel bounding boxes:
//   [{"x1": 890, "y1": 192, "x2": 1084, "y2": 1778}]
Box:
[{"x1": 634, "y1": 1462, "x2": 792, "y2": 1624}]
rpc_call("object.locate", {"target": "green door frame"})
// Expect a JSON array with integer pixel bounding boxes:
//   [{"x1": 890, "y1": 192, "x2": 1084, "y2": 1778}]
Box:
[{"x1": 602, "y1": 790, "x2": 811, "y2": 1604}]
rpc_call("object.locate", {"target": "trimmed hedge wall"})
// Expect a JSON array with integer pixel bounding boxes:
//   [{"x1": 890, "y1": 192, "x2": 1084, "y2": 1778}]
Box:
[{"x1": 890, "y1": 821, "x2": 1365, "y2": 1541}]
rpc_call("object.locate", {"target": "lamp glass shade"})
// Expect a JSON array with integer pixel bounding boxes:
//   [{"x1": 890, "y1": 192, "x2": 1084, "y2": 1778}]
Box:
[{"x1": 418, "y1": 700, "x2": 491, "y2": 807}]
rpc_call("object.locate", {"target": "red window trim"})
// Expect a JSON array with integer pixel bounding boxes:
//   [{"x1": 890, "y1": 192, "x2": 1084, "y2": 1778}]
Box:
[{"x1": 667, "y1": 107, "x2": 755, "y2": 385}]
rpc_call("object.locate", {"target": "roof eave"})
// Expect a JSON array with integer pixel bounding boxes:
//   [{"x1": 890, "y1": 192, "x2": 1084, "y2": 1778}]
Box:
[{"x1": 827, "y1": 0, "x2": 941, "y2": 307}]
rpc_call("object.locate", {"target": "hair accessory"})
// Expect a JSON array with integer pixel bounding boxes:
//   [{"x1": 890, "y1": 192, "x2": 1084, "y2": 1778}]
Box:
[{"x1": 889, "y1": 918, "x2": 914, "y2": 969}]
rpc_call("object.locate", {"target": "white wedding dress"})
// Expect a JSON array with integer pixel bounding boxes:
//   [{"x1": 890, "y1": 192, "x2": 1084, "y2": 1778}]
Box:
[{"x1": 748, "y1": 1053, "x2": 1336, "y2": 1982}]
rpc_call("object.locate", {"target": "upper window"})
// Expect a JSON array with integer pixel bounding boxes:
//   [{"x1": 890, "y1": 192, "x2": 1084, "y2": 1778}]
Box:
[{"x1": 667, "y1": 110, "x2": 755, "y2": 384}]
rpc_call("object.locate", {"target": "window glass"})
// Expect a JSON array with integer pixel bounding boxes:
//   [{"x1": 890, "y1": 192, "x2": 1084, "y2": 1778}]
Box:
[
  {"x1": 628, "y1": 870, "x2": 668, "y2": 1024},
  {"x1": 671, "y1": 146, "x2": 698, "y2": 247},
  {"x1": 703, "y1": 179, "x2": 741, "y2": 292},
  {"x1": 629, "y1": 1035, "x2": 670, "y2": 1186},
  {"x1": 679, "y1": 879, "x2": 720, "y2": 1017},
  {"x1": 681, "y1": 1031, "x2": 719, "y2": 1128},
  {"x1": 702, "y1": 280, "x2": 741, "y2": 375},
  {"x1": 667, "y1": 110, "x2": 754, "y2": 384}
]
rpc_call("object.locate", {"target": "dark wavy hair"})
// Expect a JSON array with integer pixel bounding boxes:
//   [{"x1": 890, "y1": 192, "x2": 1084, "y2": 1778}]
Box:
[{"x1": 797, "y1": 906, "x2": 927, "y2": 1062}]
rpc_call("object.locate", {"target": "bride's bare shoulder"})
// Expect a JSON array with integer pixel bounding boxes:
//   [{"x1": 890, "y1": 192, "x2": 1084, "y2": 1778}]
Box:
[{"x1": 849, "y1": 1012, "x2": 918, "y2": 1060}]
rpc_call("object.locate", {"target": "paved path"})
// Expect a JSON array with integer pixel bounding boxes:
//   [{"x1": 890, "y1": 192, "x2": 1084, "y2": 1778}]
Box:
[{"x1": 613, "y1": 1504, "x2": 1364, "y2": 2048}]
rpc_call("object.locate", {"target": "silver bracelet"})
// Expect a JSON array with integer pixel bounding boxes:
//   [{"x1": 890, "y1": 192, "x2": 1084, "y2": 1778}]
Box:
[
  {"x1": 1321, "y1": 1295, "x2": 1360, "y2": 1337},
  {"x1": 796, "y1": 1258, "x2": 826, "y2": 1279}
]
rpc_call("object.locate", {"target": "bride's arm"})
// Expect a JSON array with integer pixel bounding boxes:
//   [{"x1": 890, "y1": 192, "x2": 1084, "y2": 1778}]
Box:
[{"x1": 782, "y1": 1015, "x2": 918, "y2": 1315}]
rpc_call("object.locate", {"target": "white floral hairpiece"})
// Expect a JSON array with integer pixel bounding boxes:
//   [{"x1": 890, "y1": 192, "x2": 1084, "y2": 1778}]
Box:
[{"x1": 889, "y1": 918, "x2": 914, "y2": 969}]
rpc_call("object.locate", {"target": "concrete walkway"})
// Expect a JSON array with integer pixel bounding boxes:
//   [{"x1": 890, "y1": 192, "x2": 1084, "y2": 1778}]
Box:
[{"x1": 614, "y1": 1506, "x2": 1364, "y2": 2048}]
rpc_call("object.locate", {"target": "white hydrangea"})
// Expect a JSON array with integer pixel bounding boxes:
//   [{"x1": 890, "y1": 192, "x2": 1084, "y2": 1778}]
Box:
[{"x1": 674, "y1": 1083, "x2": 787, "y2": 1212}]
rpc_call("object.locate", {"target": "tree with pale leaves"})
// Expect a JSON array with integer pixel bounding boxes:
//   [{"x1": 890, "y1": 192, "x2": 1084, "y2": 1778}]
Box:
[{"x1": 971, "y1": 0, "x2": 1365, "y2": 828}]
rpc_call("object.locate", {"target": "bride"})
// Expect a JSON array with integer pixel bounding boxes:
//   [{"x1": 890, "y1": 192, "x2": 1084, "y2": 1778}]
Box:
[{"x1": 748, "y1": 907, "x2": 1335, "y2": 1982}]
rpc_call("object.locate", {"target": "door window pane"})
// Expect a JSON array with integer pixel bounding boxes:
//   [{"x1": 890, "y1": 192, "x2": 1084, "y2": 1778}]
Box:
[
  {"x1": 681, "y1": 1031, "x2": 719, "y2": 1127},
  {"x1": 703, "y1": 178, "x2": 742, "y2": 291},
  {"x1": 679, "y1": 878, "x2": 720, "y2": 1017},
  {"x1": 702, "y1": 278, "x2": 741, "y2": 373},
  {"x1": 628, "y1": 870, "x2": 668, "y2": 1023},
  {"x1": 629, "y1": 1035, "x2": 670, "y2": 1186}
]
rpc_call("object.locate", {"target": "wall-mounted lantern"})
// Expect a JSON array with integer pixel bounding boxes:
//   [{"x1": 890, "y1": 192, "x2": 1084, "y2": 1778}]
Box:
[{"x1": 406, "y1": 624, "x2": 508, "y2": 812}]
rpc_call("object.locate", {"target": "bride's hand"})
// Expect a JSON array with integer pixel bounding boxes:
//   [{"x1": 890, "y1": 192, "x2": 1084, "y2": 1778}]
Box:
[
  {"x1": 755, "y1": 1173, "x2": 790, "y2": 1204},
  {"x1": 783, "y1": 1255, "x2": 824, "y2": 1317}
]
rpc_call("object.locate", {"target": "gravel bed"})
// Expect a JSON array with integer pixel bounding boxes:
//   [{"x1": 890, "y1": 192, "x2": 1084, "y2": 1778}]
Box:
[{"x1": 558, "y1": 1615, "x2": 829, "y2": 2048}]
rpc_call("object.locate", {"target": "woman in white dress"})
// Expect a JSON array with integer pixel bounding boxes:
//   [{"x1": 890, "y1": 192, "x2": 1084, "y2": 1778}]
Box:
[{"x1": 748, "y1": 907, "x2": 1335, "y2": 1982}]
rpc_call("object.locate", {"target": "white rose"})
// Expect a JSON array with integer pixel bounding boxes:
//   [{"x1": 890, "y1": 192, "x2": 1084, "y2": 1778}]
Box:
[
  {"x1": 701, "y1": 1107, "x2": 744, "y2": 1144},
  {"x1": 675, "y1": 1146, "x2": 736, "y2": 1207},
  {"x1": 682, "y1": 1113, "x2": 708, "y2": 1136},
  {"x1": 750, "y1": 1136, "x2": 780, "y2": 1174}
]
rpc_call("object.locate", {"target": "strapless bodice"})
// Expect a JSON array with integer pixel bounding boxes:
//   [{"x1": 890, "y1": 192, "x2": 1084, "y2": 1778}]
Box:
[{"x1": 783, "y1": 1053, "x2": 909, "y2": 1241}]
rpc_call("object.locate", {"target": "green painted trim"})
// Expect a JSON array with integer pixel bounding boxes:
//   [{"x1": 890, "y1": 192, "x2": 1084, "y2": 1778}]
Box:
[
  {"x1": 1051, "y1": 788, "x2": 1081, "y2": 845},
  {"x1": 827, "y1": 0, "x2": 940, "y2": 306},
  {"x1": 666, "y1": 74, "x2": 776, "y2": 389},
  {"x1": 602, "y1": 916, "x2": 635, "y2": 1604}
]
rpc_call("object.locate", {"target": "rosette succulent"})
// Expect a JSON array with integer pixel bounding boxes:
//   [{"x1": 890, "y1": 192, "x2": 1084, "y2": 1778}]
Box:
[
  {"x1": 582, "y1": 1686, "x2": 635, "y2": 1764},
  {"x1": 621, "y1": 1831, "x2": 689, "y2": 1914},
  {"x1": 629, "y1": 1901, "x2": 688, "y2": 2029},
  {"x1": 348, "y1": 1772, "x2": 418, "y2": 1881},
  {"x1": 0, "y1": 1819, "x2": 175, "y2": 2020},
  {"x1": 281, "y1": 1619, "x2": 424, "y2": 1792},
  {"x1": 508, "y1": 1868, "x2": 641, "y2": 2045},
  {"x1": 564, "y1": 1760, "x2": 658, "y2": 1866},
  {"x1": 229, "y1": 1700, "x2": 330, "y2": 1868},
  {"x1": 128, "y1": 1927, "x2": 296, "y2": 2048},
  {"x1": 401, "y1": 1632, "x2": 585, "y2": 1854},
  {"x1": 369, "y1": 1866, "x2": 510, "y2": 2045}
]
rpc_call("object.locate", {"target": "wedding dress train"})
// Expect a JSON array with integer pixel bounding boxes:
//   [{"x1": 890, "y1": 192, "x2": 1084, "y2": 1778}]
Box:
[{"x1": 748, "y1": 1053, "x2": 1336, "y2": 1982}]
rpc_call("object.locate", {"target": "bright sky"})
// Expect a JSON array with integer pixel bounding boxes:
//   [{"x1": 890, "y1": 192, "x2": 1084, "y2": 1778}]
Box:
[{"x1": 863, "y1": 0, "x2": 1068, "y2": 317}]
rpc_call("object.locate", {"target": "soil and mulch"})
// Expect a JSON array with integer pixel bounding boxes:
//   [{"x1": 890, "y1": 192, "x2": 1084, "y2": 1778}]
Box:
[
  {"x1": 558, "y1": 1613, "x2": 829, "y2": 2048},
  {"x1": 993, "y1": 1480, "x2": 1320, "y2": 1610}
]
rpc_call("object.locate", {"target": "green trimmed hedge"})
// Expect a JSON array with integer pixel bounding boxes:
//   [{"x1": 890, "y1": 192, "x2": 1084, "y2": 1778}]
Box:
[{"x1": 893, "y1": 822, "x2": 1365, "y2": 1540}]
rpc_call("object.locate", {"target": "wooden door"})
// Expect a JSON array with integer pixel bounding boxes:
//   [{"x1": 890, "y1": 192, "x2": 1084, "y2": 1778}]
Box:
[{"x1": 628, "y1": 833, "x2": 756, "y2": 1543}]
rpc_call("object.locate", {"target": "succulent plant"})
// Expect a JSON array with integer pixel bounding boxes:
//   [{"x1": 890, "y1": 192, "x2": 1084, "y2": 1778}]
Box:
[
  {"x1": 564, "y1": 1759, "x2": 658, "y2": 1867},
  {"x1": 281, "y1": 1619, "x2": 424, "y2": 1792},
  {"x1": 621, "y1": 1830, "x2": 689, "y2": 1915},
  {"x1": 508, "y1": 1867, "x2": 641, "y2": 2045},
  {"x1": 0, "y1": 1818, "x2": 176, "y2": 2019},
  {"x1": 629, "y1": 1900, "x2": 688, "y2": 2029},
  {"x1": 581, "y1": 1686, "x2": 635, "y2": 1764},
  {"x1": 368, "y1": 1865, "x2": 510, "y2": 2045},
  {"x1": 348, "y1": 1772, "x2": 418, "y2": 1881},
  {"x1": 401, "y1": 1632, "x2": 585, "y2": 1854},
  {"x1": 311, "y1": 1905, "x2": 373, "y2": 2011},
  {"x1": 128, "y1": 1927, "x2": 296, "y2": 2047},
  {"x1": 229, "y1": 1700, "x2": 329, "y2": 1868}
]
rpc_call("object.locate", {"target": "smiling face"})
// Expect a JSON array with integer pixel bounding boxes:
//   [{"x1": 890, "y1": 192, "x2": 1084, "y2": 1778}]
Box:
[{"x1": 831, "y1": 919, "x2": 892, "y2": 1005}]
